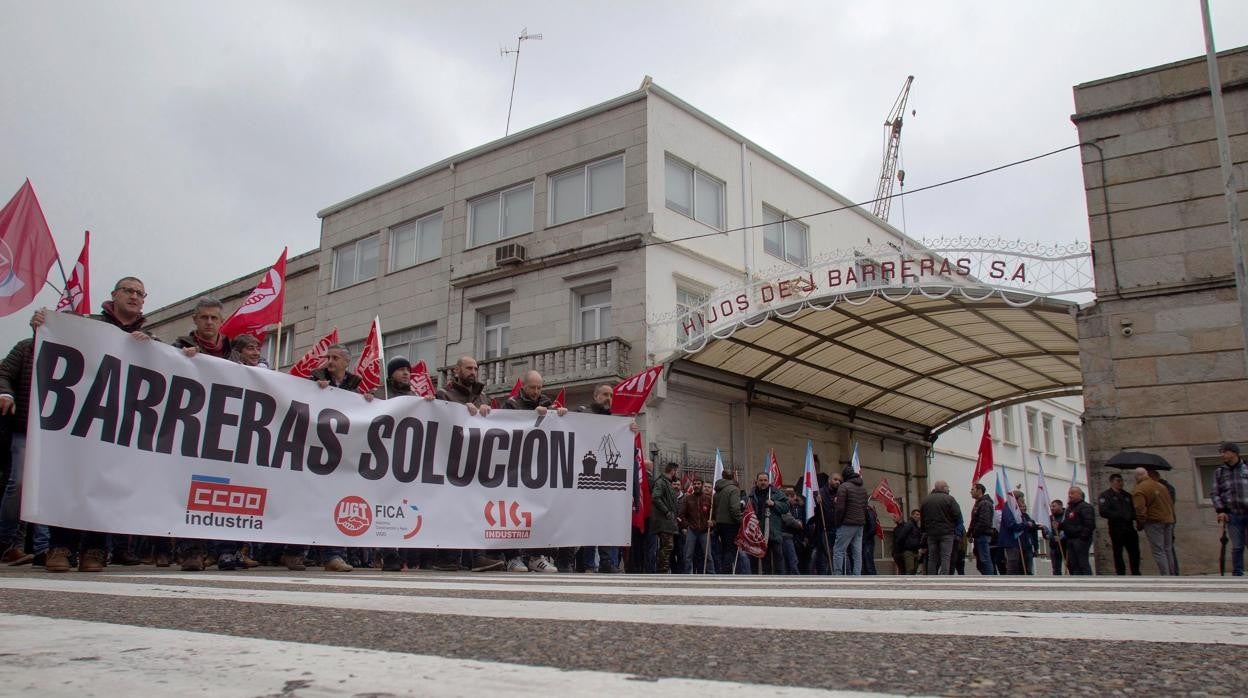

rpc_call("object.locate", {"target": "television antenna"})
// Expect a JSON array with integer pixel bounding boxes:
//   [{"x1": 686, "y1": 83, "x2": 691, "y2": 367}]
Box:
[{"x1": 501, "y1": 28, "x2": 543, "y2": 136}]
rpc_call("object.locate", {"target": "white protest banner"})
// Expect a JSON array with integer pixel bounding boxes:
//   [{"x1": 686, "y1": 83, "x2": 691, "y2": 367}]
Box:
[{"x1": 25, "y1": 312, "x2": 634, "y2": 548}]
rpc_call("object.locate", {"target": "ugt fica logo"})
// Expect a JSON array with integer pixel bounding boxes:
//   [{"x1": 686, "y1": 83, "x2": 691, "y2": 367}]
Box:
[
  {"x1": 483, "y1": 499, "x2": 533, "y2": 540},
  {"x1": 334, "y1": 495, "x2": 372, "y2": 536},
  {"x1": 184, "y1": 475, "x2": 266, "y2": 530}
]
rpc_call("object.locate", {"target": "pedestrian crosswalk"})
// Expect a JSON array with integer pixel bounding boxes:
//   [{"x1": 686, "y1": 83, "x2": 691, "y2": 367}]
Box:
[{"x1": 1, "y1": 570, "x2": 1245, "y2": 696}]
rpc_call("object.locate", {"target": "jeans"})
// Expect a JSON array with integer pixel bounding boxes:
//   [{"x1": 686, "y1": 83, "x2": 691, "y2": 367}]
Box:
[
  {"x1": 781, "y1": 536, "x2": 800, "y2": 574},
  {"x1": 1229, "y1": 513, "x2": 1247, "y2": 576},
  {"x1": 682, "y1": 530, "x2": 711, "y2": 573},
  {"x1": 581, "y1": 546, "x2": 619, "y2": 572},
  {"x1": 810, "y1": 530, "x2": 835, "y2": 574},
  {"x1": 861, "y1": 538, "x2": 876, "y2": 575},
  {"x1": 0, "y1": 435, "x2": 51, "y2": 552},
  {"x1": 927, "y1": 534, "x2": 954, "y2": 575},
  {"x1": 973, "y1": 534, "x2": 995, "y2": 575},
  {"x1": 1143, "y1": 522, "x2": 1175, "y2": 575},
  {"x1": 832, "y1": 524, "x2": 863, "y2": 575},
  {"x1": 715, "y1": 523, "x2": 741, "y2": 573}
]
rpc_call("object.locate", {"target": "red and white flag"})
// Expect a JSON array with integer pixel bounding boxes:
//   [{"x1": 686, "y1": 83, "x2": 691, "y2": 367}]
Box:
[
  {"x1": 734, "y1": 500, "x2": 767, "y2": 558},
  {"x1": 767, "y1": 449, "x2": 784, "y2": 488},
  {"x1": 552, "y1": 388, "x2": 566, "y2": 409},
  {"x1": 631, "y1": 433, "x2": 651, "y2": 531},
  {"x1": 612, "y1": 364, "x2": 663, "y2": 416},
  {"x1": 871, "y1": 478, "x2": 905, "y2": 520},
  {"x1": 353, "y1": 316, "x2": 384, "y2": 394},
  {"x1": 55, "y1": 230, "x2": 90, "y2": 315},
  {"x1": 410, "y1": 360, "x2": 436, "y2": 398},
  {"x1": 289, "y1": 328, "x2": 339, "y2": 378},
  {"x1": 506, "y1": 377, "x2": 523, "y2": 400},
  {"x1": 0, "y1": 180, "x2": 59, "y2": 318},
  {"x1": 221, "y1": 248, "x2": 287, "y2": 341},
  {"x1": 971, "y1": 407, "x2": 994, "y2": 486}
]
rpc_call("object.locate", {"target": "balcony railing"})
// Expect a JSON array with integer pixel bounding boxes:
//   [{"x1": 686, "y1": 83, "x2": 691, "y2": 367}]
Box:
[{"x1": 440, "y1": 337, "x2": 631, "y2": 394}]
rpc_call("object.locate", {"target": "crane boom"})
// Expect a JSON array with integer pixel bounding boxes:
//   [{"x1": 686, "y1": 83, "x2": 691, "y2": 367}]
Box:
[{"x1": 871, "y1": 75, "x2": 914, "y2": 221}]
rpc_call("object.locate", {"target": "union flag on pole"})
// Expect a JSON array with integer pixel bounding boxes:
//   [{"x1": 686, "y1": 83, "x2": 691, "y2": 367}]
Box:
[
  {"x1": 612, "y1": 365, "x2": 663, "y2": 416},
  {"x1": 0, "y1": 180, "x2": 59, "y2": 318},
  {"x1": 410, "y1": 360, "x2": 436, "y2": 398},
  {"x1": 289, "y1": 328, "x2": 339, "y2": 378},
  {"x1": 871, "y1": 478, "x2": 905, "y2": 520},
  {"x1": 552, "y1": 388, "x2": 566, "y2": 409},
  {"x1": 508, "y1": 377, "x2": 523, "y2": 399},
  {"x1": 767, "y1": 449, "x2": 783, "y2": 488},
  {"x1": 353, "y1": 316, "x2": 384, "y2": 394},
  {"x1": 734, "y1": 500, "x2": 767, "y2": 558},
  {"x1": 55, "y1": 230, "x2": 90, "y2": 315},
  {"x1": 971, "y1": 407, "x2": 994, "y2": 486},
  {"x1": 631, "y1": 433, "x2": 651, "y2": 531},
  {"x1": 220, "y1": 248, "x2": 287, "y2": 341}
]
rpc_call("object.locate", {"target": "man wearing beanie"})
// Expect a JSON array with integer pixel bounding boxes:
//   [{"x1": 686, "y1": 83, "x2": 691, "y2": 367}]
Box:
[
  {"x1": 1212, "y1": 441, "x2": 1248, "y2": 576},
  {"x1": 371, "y1": 356, "x2": 429, "y2": 571},
  {"x1": 832, "y1": 464, "x2": 867, "y2": 575}
]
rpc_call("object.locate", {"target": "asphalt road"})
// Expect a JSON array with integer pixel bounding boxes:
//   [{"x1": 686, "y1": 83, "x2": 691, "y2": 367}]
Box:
[{"x1": 1, "y1": 566, "x2": 1244, "y2": 697}]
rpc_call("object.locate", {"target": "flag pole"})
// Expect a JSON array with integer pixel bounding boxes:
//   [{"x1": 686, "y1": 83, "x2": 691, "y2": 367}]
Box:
[
  {"x1": 273, "y1": 320, "x2": 283, "y2": 370},
  {"x1": 702, "y1": 505, "x2": 713, "y2": 574},
  {"x1": 816, "y1": 496, "x2": 833, "y2": 574}
]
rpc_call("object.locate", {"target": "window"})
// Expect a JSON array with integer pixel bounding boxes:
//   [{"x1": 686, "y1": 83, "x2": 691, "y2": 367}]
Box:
[
  {"x1": 762, "y1": 206, "x2": 809, "y2": 265},
  {"x1": 384, "y1": 323, "x2": 438, "y2": 370},
  {"x1": 999, "y1": 407, "x2": 1017, "y2": 444},
  {"x1": 576, "y1": 285, "x2": 612, "y2": 342},
  {"x1": 261, "y1": 327, "x2": 294, "y2": 368},
  {"x1": 550, "y1": 155, "x2": 624, "y2": 225},
  {"x1": 1063, "y1": 422, "x2": 1076, "y2": 460},
  {"x1": 1026, "y1": 408, "x2": 1040, "y2": 451},
  {"x1": 469, "y1": 183, "x2": 534, "y2": 246},
  {"x1": 1041, "y1": 414, "x2": 1055, "y2": 454},
  {"x1": 1075, "y1": 426, "x2": 1084, "y2": 463},
  {"x1": 676, "y1": 286, "x2": 707, "y2": 341},
  {"x1": 478, "y1": 307, "x2": 510, "y2": 360},
  {"x1": 664, "y1": 156, "x2": 724, "y2": 229},
  {"x1": 332, "y1": 235, "x2": 380, "y2": 290},
  {"x1": 1196, "y1": 455, "x2": 1223, "y2": 503},
  {"x1": 390, "y1": 212, "x2": 442, "y2": 271},
  {"x1": 343, "y1": 340, "x2": 364, "y2": 363}
]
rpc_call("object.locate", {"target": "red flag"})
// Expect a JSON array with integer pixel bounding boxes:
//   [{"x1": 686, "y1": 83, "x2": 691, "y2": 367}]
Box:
[
  {"x1": 971, "y1": 407, "x2": 994, "y2": 486},
  {"x1": 289, "y1": 328, "x2": 339, "y2": 378},
  {"x1": 552, "y1": 388, "x2": 566, "y2": 409},
  {"x1": 0, "y1": 180, "x2": 59, "y2": 318},
  {"x1": 679, "y1": 471, "x2": 695, "y2": 496},
  {"x1": 767, "y1": 449, "x2": 784, "y2": 488},
  {"x1": 353, "y1": 317, "x2": 384, "y2": 394},
  {"x1": 631, "y1": 433, "x2": 651, "y2": 531},
  {"x1": 875, "y1": 517, "x2": 885, "y2": 541},
  {"x1": 734, "y1": 500, "x2": 767, "y2": 558},
  {"x1": 55, "y1": 230, "x2": 90, "y2": 315},
  {"x1": 221, "y1": 248, "x2": 287, "y2": 341},
  {"x1": 871, "y1": 478, "x2": 905, "y2": 520},
  {"x1": 612, "y1": 365, "x2": 663, "y2": 416},
  {"x1": 410, "y1": 360, "x2": 436, "y2": 398},
  {"x1": 508, "y1": 378, "x2": 522, "y2": 399}
]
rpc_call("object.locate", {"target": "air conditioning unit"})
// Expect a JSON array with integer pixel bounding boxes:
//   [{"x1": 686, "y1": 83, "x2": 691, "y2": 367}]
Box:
[{"x1": 495, "y1": 243, "x2": 528, "y2": 266}]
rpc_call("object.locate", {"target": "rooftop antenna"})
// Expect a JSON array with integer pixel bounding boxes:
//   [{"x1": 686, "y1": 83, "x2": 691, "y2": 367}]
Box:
[{"x1": 501, "y1": 28, "x2": 542, "y2": 136}]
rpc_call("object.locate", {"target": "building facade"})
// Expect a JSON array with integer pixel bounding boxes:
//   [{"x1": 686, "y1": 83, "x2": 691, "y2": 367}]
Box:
[{"x1": 1073, "y1": 46, "x2": 1248, "y2": 574}]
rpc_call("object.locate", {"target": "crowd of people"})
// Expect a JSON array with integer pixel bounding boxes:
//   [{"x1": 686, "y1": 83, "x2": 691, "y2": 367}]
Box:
[{"x1": 2, "y1": 276, "x2": 1247, "y2": 577}]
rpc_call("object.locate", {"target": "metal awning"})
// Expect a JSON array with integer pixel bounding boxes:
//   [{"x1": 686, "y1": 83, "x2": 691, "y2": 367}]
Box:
[{"x1": 671, "y1": 292, "x2": 1082, "y2": 439}]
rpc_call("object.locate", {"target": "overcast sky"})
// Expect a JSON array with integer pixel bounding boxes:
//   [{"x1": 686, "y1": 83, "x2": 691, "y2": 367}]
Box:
[{"x1": 2, "y1": 1, "x2": 1246, "y2": 347}]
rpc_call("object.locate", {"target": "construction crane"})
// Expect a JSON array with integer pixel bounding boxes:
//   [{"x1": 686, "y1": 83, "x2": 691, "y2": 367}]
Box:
[{"x1": 870, "y1": 75, "x2": 914, "y2": 222}]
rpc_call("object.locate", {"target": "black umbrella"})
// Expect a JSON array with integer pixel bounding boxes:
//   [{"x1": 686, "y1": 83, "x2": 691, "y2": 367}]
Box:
[
  {"x1": 1104, "y1": 451, "x2": 1174, "y2": 471},
  {"x1": 1221, "y1": 523, "x2": 1229, "y2": 577}
]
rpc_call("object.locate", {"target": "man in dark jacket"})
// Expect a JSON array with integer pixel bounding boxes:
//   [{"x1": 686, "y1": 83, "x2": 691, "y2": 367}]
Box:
[
  {"x1": 749, "y1": 471, "x2": 789, "y2": 574},
  {"x1": 576, "y1": 383, "x2": 638, "y2": 573},
  {"x1": 1060, "y1": 487, "x2": 1096, "y2": 575},
  {"x1": 1045, "y1": 499, "x2": 1065, "y2": 575},
  {"x1": 34, "y1": 278, "x2": 153, "y2": 573},
  {"x1": 832, "y1": 465, "x2": 867, "y2": 575},
  {"x1": 1212, "y1": 441, "x2": 1248, "y2": 577},
  {"x1": 1098, "y1": 473, "x2": 1141, "y2": 575},
  {"x1": 650, "y1": 463, "x2": 680, "y2": 573},
  {"x1": 968, "y1": 483, "x2": 996, "y2": 576},
  {"x1": 808, "y1": 472, "x2": 839, "y2": 574},
  {"x1": 0, "y1": 338, "x2": 48, "y2": 567},
  {"x1": 432, "y1": 356, "x2": 502, "y2": 572},
  {"x1": 892, "y1": 509, "x2": 922, "y2": 574},
  {"x1": 712, "y1": 469, "x2": 743, "y2": 573},
  {"x1": 679, "y1": 478, "x2": 712, "y2": 573},
  {"x1": 920, "y1": 480, "x2": 962, "y2": 575},
  {"x1": 501, "y1": 370, "x2": 567, "y2": 573},
  {"x1": 860, "y1": 502, "x2": 878, "y2": 575},
  {"x1": 372, "y1": 357, "x2": 428, "y2": 572}
]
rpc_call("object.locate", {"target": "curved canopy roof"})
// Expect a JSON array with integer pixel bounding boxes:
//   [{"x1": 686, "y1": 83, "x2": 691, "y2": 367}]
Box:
[{"x1": 674, "y1": 290, "x2": 1083, "y2": 439}]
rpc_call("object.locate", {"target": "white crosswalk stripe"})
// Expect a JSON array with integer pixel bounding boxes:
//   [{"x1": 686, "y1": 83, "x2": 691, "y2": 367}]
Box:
[{"x1": 2, "y1": 570, "x2": 1246, "y2": 696}]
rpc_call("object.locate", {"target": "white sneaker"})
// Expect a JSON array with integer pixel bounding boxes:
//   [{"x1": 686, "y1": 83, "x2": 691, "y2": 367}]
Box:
[
  {"x1": 527, "y1": 555, "x2": 558, "y2": 573},
  {"x1": 506, "y1": 557, "x2": 529, "y2": 573}
]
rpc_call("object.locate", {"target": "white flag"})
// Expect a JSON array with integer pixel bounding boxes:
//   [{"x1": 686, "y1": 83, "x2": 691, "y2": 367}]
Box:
[
  {"x1": 1033, "y1": 458, "x2": 1052, "y2": 531},
  {"x1": 802, "y1": 440, "x2": 817, "y2": 523},
  {"x1": 850, "y1": 441, "x2": 861, "y2": 474},
  {"x1": 712, "y1": 448, "x2": 724, "y2": 486}
]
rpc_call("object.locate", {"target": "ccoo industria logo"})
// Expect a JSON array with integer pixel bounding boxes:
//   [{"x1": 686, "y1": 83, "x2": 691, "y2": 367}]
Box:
[{"x1": 185, "y1": 474, "x2": 266, "y2": 530}]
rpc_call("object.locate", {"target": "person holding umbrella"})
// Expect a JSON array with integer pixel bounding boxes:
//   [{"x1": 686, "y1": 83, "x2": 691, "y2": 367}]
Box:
[{"x1": 1211, "y1": 442, "x2": 1248, "y2": 577}]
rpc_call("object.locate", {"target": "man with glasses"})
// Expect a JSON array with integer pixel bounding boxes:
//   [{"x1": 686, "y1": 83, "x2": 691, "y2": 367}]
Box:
[{"x1": 32, "y1": 278, "x2": 154, "y2": 572}]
